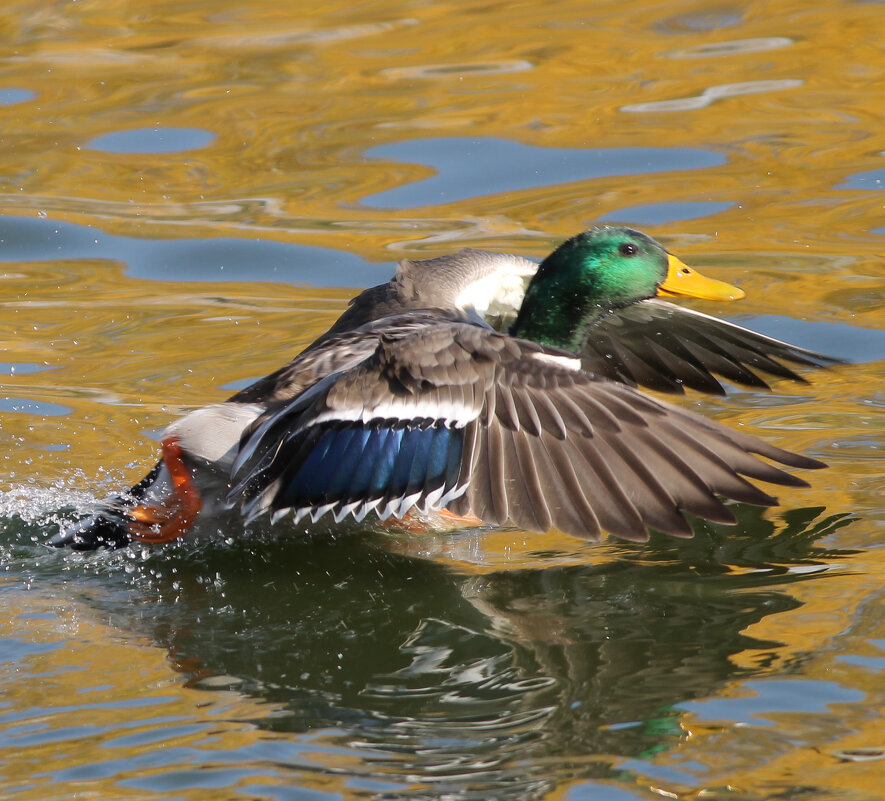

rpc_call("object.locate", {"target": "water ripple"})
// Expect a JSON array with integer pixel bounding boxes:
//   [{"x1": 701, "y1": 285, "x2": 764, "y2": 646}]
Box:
[
  {"x1": 382, "y1": 60, "x2": 533, "y2": 79},
  {"x1": 622, "y1": 79, "x2": 804, "y2": 113},
  {"x1": 668, "y1": 37, "x2": 794, "y2": 58}
]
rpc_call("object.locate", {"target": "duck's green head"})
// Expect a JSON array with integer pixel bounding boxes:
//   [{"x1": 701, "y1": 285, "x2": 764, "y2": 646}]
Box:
[{"x1": 511, "y1": 226, "x2": 744, "y2": 350}]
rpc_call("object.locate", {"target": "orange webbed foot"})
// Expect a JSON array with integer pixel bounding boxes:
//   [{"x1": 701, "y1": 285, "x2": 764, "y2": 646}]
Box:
[{"x1": 128, "y1": 436, "x2": 202, "y2": 544}]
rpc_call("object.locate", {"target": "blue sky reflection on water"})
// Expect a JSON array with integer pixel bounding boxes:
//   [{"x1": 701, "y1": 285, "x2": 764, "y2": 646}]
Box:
[
  {"x1": 0, "y1": 216, "x2": 393, "y2": 287},
  {"x1": 676, "y1": 679, "x2": 865, "y2": 727},
  {"x1": 596, "y1": 200, "x2": 733, "y2": 225},
  {"x1": 0, "y1": 398, "x2": 72, "y2": 417},
  {"x1": 835, "y1": 167, "x2": 885, "y2": 191},
  {"x1": 0, "y1": 88, "x2": 36, "y2": 106},
  {"x1": 363, "y1": 137, "x2": 727, "y2": 208},
  {"x1": 87, "y1": 127, "x2": 217, "y2": 155}
]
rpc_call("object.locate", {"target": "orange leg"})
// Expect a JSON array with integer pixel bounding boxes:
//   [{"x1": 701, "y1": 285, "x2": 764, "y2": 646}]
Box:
[{"x1": 128, "y1": 436, "x2": 202, "y2": 544}]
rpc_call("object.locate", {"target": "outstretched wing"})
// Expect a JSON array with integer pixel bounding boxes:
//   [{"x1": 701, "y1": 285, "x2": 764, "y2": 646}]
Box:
[
  {"x1": 580, "y1": 299, "x2": 842, "y2": 395},
  {"x1": 226, "y1": 319, "x2": 824, "y2": 542}
]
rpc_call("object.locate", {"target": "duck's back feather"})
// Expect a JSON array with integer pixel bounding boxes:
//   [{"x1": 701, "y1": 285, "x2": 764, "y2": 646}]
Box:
[{"x1": 314, "y1": 249, "x2": 537, "y2": 344}]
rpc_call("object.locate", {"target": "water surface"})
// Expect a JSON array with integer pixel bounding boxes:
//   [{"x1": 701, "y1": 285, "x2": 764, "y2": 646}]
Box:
[{"x1": 1, "y1": 1, "x2": 883, "y2": 799}]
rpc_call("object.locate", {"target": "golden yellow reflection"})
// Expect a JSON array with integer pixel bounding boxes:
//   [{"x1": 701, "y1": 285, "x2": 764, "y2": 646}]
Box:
[{"x1": 0, "y1": 0, "x2": 883, "y2": 798}]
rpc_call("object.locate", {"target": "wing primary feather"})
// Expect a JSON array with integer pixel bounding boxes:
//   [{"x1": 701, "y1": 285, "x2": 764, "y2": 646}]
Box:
[
  {"x1": 446, "y1": 422, "x2": 479, "y2": 516},
  {"x1": 486, "y1": 422, "x2": 509, "y2": 523},
  {"x1": 623, "y1": 427, "x2": 766, "y2": 518},
  {"x1": 558, "y1": 436, "x2": 651, "y2": 538},
  {"x1": 678, "y1": 337, "x2": 772, "y2": 388},
  {"x1": 467, "y1": 427, "x2": 496, "y2": 522},
  {"x1": 508, "y1": 430, "x2": 553, "y2": 532},
  {"x1": 648, "y1": 430, "x2": 781, "y2": 508},
  {"x1": 533, "y1": 434, "x2": 605, "y2": 540},
  {"x1": 587, "y1": 434, "x2": 699, "y2": 537},
  {"x1": 704, "y1": 333, "x2": 811, "y2": 380},
  {"x1": 652, "y1": 418, "x2": 808, "y2": 491},
  {"x1": 574, "y1": 383, "x2": 657, "y2": 429},
  {"x1": 643, "y1": 337, "x2": 729, "y2": 394}
]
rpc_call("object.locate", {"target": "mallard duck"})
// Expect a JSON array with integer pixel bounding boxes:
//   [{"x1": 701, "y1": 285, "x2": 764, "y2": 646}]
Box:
[
  {"x1": 50, "y1": 226, "x2": 831, "y2": 550},
  {"x1": 318, "y1": 231, "x2": 838, "y2": 395}
]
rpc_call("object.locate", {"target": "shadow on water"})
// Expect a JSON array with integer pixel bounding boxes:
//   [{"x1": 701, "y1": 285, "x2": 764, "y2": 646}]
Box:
[{"x1": 1, "y1": 505, "x2": 858, "y2": 799}]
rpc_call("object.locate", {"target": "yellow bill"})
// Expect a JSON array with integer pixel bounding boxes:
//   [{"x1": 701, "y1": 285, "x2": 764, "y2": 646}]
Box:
[{"x1": 657, "y1": 254, "x2": 745, "y2": 301}]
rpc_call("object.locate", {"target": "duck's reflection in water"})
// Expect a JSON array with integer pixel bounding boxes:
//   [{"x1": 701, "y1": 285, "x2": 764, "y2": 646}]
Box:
[{"x1": 80, "y1": 505, "x2": 853, "y2": 799}]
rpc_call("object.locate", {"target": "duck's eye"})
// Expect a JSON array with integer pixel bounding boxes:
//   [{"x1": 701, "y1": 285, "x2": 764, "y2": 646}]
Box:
[{"x1": 619, "y1": 243, "x2": 638, "y2": 256}]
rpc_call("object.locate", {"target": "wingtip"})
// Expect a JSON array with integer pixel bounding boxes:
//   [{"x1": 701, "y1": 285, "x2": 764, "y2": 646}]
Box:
[{"x1": 776, "y1": 452, "x2": 828, "y2": 472}]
